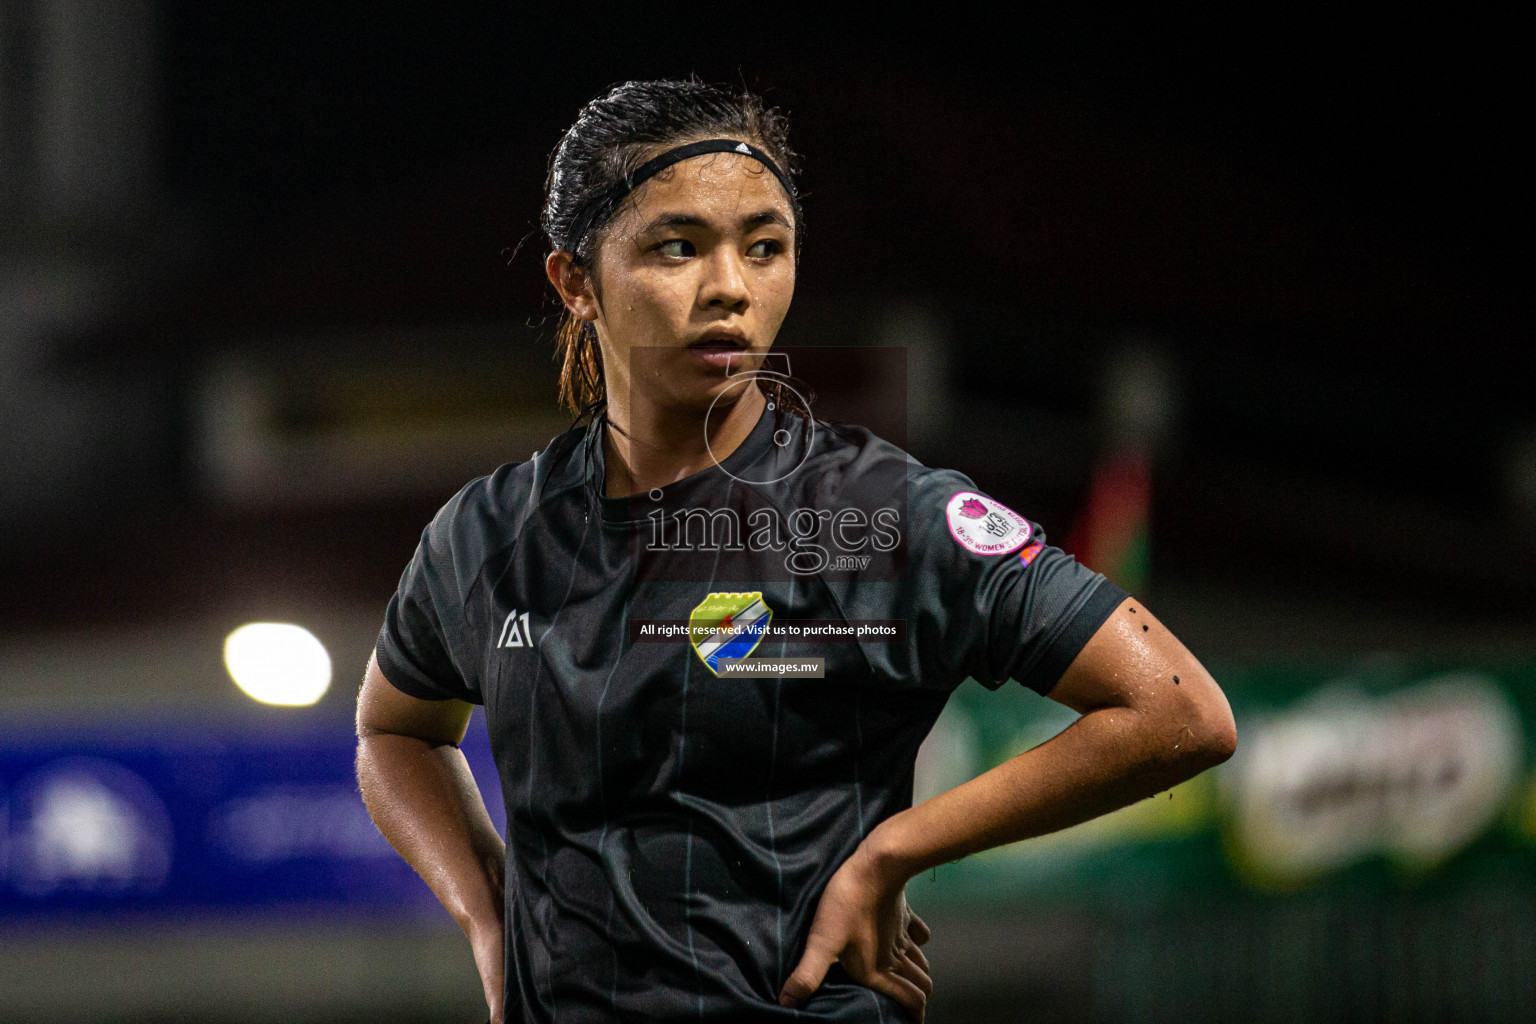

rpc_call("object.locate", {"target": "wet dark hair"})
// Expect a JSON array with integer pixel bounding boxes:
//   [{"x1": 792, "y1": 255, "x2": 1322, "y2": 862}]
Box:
[{"x1": 541, "y1": 79, "x2": 805, "y2": 422}]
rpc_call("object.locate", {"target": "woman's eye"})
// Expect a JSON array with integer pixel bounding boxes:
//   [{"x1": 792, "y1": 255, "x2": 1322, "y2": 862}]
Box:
[
  {"x1": 656, "y1": 239, "x2": 694, "y2": 258},
  {"x1": 747, "y1": 240, "x2": 782, "y2": 258}
]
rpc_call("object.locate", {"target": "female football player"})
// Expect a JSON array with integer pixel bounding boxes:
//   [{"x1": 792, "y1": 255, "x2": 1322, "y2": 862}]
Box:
[{"x1": 356, "y1": 79, "x2": 1236, "y2": 1024}]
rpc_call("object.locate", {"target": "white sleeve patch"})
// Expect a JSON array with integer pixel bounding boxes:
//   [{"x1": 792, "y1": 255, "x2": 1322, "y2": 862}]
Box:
[{"x1": 945, "y1": 490, "x2": 1032, "y2": 555}]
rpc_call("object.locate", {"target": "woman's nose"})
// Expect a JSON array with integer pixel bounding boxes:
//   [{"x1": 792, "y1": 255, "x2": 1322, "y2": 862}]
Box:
[{"x1": 700, "y1": 250, "x2": 750, "y2": 310}]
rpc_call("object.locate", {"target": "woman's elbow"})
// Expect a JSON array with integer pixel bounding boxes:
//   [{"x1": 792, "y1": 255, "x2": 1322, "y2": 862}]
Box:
[
  {"x1": 1143, "y1": 677, "x2": 1237, "y2": 777},
  {"x1": 1183, "y1": 686, "x2": 1238, "y2": 768}
]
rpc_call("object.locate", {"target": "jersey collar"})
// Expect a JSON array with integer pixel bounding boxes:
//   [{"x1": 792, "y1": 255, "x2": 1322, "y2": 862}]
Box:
[{"x1": 586, "y1": 400, "x2": 786, "y2": 525}]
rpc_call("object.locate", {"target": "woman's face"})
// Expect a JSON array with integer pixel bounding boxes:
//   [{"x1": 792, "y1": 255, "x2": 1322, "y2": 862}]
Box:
[{"x1": 573, "y1": 148, "x2": 797, "y2": 414}]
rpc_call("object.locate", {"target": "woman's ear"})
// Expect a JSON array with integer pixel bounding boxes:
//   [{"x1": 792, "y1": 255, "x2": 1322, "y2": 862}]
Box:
[{"x1": 545, "y1": 250, "x2": 599, "y2": 321}]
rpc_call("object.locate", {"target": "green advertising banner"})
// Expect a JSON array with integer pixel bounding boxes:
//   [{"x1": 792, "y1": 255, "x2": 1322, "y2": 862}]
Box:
[{"x1": 907, "y1": 658, "x2": 1536, "y2": 912}]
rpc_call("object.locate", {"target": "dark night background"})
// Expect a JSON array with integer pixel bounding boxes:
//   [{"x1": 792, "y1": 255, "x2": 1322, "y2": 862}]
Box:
[{"x1": 6, "y1": 7, "x2": 1526, "y2": 634}]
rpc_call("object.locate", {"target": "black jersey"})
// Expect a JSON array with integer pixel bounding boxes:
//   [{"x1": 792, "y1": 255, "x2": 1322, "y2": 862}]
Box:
[{"x1": 375, "y1": 401, "x2": 1125, "y2": 1023}]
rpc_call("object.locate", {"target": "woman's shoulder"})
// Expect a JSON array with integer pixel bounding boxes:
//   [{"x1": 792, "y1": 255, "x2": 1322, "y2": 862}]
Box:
[
  {"x1": 794, "y1": 417, "x2": 971, "y2": 503},
  {"x1": 422, "y1": 422, "x2": 592, "y2": 552}
]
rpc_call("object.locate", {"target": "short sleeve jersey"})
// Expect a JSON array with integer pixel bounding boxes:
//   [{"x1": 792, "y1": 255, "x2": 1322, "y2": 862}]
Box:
[{"x1": 376, "y1": 402, "x2": 1125, "y2": 1024}]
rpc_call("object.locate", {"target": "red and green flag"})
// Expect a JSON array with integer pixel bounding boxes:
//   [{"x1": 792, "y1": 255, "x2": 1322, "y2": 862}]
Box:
[{"x1": 1066, "y1": 450, "x2": 1151, "y2": 595}]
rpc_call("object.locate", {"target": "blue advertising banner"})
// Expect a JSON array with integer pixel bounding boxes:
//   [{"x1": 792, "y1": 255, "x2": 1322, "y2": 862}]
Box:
[{"x1": 0, "y1": 710, "x2": 505, "y2": 918}]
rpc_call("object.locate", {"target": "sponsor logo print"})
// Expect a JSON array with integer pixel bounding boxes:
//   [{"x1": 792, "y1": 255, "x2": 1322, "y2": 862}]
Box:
[
  {"x1": 689, "y1": 591, "x2": 774, "y2": 676},
  {"x1": 945, "y1": 490, "x2": 1032, "y2": 555},
  {"x1": 496, "y1": 610, "x2": 533, "y2": 649},
  {"x1": 1225, "y1": 674, "x2": 1522, "y2": 886},
  {"x1": 6, "y1": 758, "x2": 175, "y2": 896}
]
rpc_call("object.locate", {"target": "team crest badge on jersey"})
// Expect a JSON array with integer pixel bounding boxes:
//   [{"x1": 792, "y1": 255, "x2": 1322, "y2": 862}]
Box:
[
  {"x1": 945, "y1": 491, "x2": 1032, "y2": 555},
  {"x1": 689, "y1": 591, "x2": 774, "y2": 676}
]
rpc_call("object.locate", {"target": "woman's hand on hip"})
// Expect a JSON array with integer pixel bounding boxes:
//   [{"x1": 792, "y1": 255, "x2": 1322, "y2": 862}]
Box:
[{"x1": 778, "y1": 840, "x2": 932, "y2": 1022}]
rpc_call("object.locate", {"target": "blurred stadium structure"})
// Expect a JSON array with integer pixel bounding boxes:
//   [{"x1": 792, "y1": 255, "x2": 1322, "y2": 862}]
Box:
[{"x1": 2, "y1": 4, "x2": 1532, "y2": 1022}]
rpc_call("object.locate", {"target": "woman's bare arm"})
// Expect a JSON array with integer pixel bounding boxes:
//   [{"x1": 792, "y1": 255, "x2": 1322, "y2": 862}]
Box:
[
  {"x1": 865, "y1": 595, "x2": 1235, "y2": 874},
  {"x1": 780, "y1": 596, "x2": 1236, "y2": 1020},
  {"x1": 355, "y1": 653, "x2": 507, "y2": 1021}
]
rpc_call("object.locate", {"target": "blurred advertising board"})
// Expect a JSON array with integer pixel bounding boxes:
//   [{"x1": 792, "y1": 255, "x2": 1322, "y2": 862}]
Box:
[
  {"x1": 5, "y1": 661, "x2": 1536, "y2": 919},
  {"x1": 0, "y1": 711, "x2": 503, "y2": 918},
  {"x1": 910, "y1": 657, "x2": 1536, "y2": 911}
]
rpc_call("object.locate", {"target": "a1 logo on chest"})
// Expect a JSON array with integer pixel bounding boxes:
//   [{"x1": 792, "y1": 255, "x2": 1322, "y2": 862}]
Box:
[{"x1": 495, "y1": 609, "x2": 534, "y2": 650}]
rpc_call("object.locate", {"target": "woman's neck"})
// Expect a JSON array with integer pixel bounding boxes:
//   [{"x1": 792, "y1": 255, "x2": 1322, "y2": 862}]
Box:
[{"x1": 602, "y1": 384, "x2": 766, "y2": 498}]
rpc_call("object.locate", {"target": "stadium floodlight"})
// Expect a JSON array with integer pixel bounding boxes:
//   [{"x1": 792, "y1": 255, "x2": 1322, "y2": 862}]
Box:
[{"x1": 223, "y1": 623, "x2": 332, "y2": 706}]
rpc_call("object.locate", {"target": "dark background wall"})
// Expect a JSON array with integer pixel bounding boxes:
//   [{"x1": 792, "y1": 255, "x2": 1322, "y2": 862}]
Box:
[{"x1": 4, "y1": 7, "x2": 1528, "y2": 639}]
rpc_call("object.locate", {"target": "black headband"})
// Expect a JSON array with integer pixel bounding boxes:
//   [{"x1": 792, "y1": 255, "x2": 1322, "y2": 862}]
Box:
[{"x1": 560, "y1": 138, "x2": 795, "y2": 255}]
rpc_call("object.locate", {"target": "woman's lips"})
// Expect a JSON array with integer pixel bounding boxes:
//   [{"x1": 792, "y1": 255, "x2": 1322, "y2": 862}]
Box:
[{"x1": 686, "y1": 340, "x2": 747, "y2": 370}]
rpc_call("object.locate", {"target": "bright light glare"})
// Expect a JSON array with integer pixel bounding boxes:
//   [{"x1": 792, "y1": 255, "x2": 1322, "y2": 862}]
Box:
[{"x1": 223, "y1": 623, "x2": 332, "y2": 706}]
